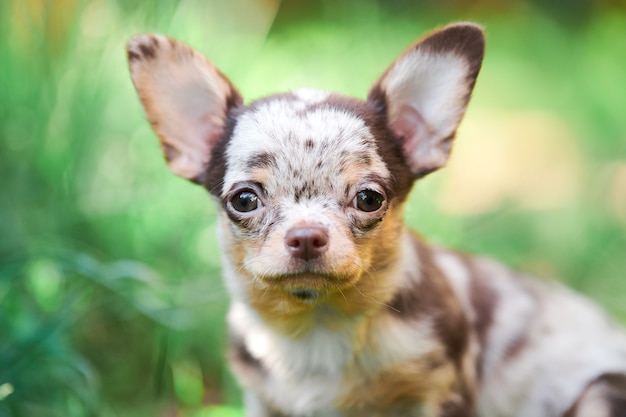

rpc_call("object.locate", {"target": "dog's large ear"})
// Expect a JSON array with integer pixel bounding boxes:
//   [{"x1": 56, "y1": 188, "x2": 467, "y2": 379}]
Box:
[
  {"x1": 368, "y1": 23, "x2": 485, "y2": 178},
  {"x1": 127, "y1": 34, "x2": 242, "y2": 182}
]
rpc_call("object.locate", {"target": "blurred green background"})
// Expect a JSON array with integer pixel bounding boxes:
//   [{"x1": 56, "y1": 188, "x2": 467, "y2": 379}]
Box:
[{"x1": 1, "y1": 0, "x2": 625, "y2": 416}]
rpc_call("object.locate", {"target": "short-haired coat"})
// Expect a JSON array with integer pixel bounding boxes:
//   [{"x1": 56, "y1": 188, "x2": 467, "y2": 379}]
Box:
[{"x1": 127, "y1": 23, "x2": 626, "y2": 417}]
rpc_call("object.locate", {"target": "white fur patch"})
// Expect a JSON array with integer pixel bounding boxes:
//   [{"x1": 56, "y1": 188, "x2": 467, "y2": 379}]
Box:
[
  {"x1": 433, "y1": 249, "x2": 474, "y2": 319},
  {"x1": 229, "y1": 299, "x2": 438, "y2": 416},
  {"x1": 229, "y1": 302, "x2": 356, "y2": 415},
  {"x1": 292, "y1": 87, "x2": 331, "y2": 104}
]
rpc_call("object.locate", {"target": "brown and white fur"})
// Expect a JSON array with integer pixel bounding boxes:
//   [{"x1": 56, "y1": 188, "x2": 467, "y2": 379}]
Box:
[{"x1": 127, "y1": 23, "x2": 626, "y2": 417}]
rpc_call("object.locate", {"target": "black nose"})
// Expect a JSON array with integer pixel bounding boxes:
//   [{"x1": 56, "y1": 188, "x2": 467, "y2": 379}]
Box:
[{"x1": 284, "y1": 225, "x2": 329, "y2": 261}]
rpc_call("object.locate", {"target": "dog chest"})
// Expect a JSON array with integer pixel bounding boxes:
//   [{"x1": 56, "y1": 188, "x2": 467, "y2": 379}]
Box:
[{"x1": 227, "y1": 301, "x2": 459, "y2": 416}]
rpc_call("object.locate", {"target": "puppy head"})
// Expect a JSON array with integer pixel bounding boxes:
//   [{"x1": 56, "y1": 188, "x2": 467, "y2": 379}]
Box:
[{"x1": 127, "y1": 24, "x2": 484, "y2": 312}]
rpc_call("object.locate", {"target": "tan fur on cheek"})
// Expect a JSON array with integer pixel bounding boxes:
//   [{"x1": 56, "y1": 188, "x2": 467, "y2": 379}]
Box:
[
  {"x1": 365, "y1": 205, "x2": 405, "y2": 272},
  {"x1": 329, "y1": 205, "x2": 406, "y2": 316}
]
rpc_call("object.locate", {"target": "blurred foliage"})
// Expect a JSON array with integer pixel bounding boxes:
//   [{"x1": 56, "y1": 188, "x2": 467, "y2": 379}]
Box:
[{"x1": 0, "y1": 0, "x2": 625, "y2": 416}]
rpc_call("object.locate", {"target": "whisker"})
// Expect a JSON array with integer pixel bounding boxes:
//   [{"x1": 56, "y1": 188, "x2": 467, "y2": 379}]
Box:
[
  {"x1": 353, "y1": 275, "x2": 400, "y2": 314},
  {"x1": 337, "y1": 287, "x2": 349, "y2": 306}
]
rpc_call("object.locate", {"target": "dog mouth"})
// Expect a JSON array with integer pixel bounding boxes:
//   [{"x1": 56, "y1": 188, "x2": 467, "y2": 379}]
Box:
[
  {"x1": 259, "y1": 272, "x2": 355, "y2": 301},
  {"x1": 290, "y1": 288, "x2": 321, "y2": 302}
]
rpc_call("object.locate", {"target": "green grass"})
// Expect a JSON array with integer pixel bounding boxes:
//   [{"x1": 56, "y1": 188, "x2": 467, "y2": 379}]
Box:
[{"x1": 1, "y1": 1, "x2": 625, "y2": 415}]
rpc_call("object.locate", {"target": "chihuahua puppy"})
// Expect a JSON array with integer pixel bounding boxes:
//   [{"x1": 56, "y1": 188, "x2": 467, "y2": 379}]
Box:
[{"x1": 127, "y1": 23, "x2": 626, "y2": 417}]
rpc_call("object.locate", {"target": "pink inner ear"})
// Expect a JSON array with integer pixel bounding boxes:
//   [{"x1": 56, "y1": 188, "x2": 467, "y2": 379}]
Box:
[{"x1": 390, "y1": 104, "x2": 429, "y2": 158}]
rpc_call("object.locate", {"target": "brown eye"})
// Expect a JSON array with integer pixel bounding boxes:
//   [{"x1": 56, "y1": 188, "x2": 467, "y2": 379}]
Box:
[
  {"x1": 354, "y1": 190, "x2": 384, "y2": 212},
  {"x1": 231, "y1": 191, "x2": 259, "y2": 212}
]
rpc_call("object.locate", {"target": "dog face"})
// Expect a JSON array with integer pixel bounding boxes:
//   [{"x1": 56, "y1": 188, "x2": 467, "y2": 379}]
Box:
[
  {"x1": 127, "y1": 23, "x2": 484, "y2": 317},
  {"x1": 219, "y1": 91, "x2": 398, "y2": 291}
]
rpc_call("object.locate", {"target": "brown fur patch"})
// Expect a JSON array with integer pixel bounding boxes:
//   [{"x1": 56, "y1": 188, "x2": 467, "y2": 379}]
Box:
[
  {"x1": 563, "y1": 373, "x2": 626, "y2": 417},
  {"x1": 138, "y1": 41, "x2": 156, "y2": 60},
  {"x1": 228, "y1": 333, "x2": 264, "y2": 377},
  {"x1": 339, "y1": 352, "x2": 467, "y2": 416},
  {"x1": 456, "y1": 255, "x2": 498, "y2": 379},
  {"x1": 202, "y1": 90, "x2": 243, "y2": 192},
  {"x1": 389, "y1": 234, "x2": 470, "y2": 372},
  {"x1": 127, "y1": 49, "x2": 141, "y2": 62},
  {"x1": 245, "y1": 151, "x2": 277, "y2": 171},
  {"x1": 397, "y1": 235, "x2": 475, "y2": 410},
  {"x1": 366, "y1": 82, "x2": 429, "y2": 184},
  {"x1": 467, "y1": 261, "x2": 497, "y2": 346}
]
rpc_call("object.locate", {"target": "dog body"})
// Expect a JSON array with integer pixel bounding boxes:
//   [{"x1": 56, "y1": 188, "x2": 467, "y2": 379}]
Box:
[
  {"x1": 228, "y1": 237, "x2": 626, "y2": 417},
  {"x1": 127, "y1": 24, "x2": 626, "y2": 417}
]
